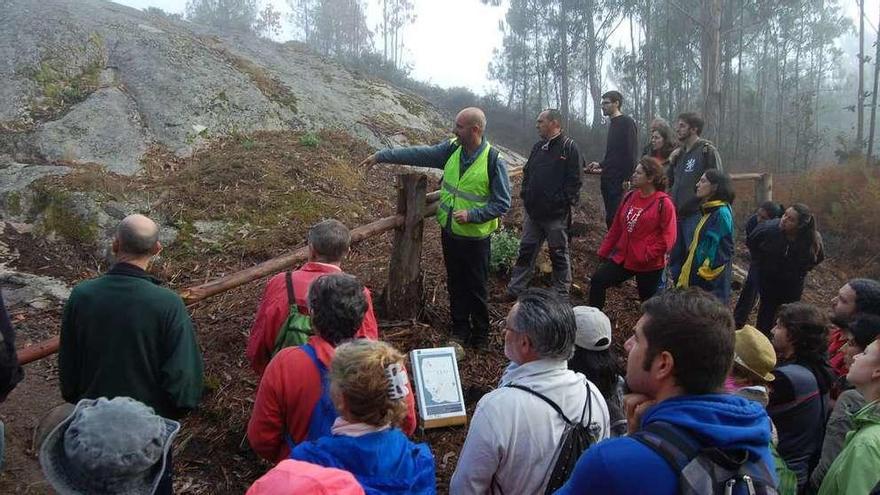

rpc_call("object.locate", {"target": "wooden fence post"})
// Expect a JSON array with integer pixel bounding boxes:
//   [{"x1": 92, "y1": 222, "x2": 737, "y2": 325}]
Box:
[
  {"x1": 384, "y1": 173, "x2": 427, "y2": 320},
  {"x1": 755, "y1": 173, "x2": 773, "y2": 204}
]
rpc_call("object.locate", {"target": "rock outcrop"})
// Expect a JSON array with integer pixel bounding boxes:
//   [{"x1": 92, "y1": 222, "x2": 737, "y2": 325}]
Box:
[{"x1": 0, "y1": 0, "x2": 447, "y2": 175}]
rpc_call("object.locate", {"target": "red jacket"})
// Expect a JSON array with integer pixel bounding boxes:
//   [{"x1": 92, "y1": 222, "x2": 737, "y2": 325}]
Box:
[
  {"x1": 246, "y1": 262, "x2": 379, "y2": 375},
  {"x1": 828, "y1": 326, "x2": 848, "y2": 377},
  {"x1": 247, "y1": 335, "x2": 417, "y2": 462},
  {"x1": 598, "y1": 190, "x2": 677, "y2": 272}
]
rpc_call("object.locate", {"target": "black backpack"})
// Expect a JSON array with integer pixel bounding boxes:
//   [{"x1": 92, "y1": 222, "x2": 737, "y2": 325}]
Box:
[
  {"x1": 632, "y1": 421, "x2": 778, "y2": 495},
  {"x1": 507, "y1": 383, "x2": 597, "y2": 494}
]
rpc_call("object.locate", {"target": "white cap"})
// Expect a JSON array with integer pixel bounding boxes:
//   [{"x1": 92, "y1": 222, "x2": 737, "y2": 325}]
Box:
[{"x1": 573, "y1": 306, "x2": 612, "y2": 351}]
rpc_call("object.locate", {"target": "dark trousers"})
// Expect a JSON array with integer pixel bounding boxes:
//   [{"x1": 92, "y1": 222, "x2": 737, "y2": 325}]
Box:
[
  {"x1": 441, "y1": 230, "x2": 491, "y2": 344},
  {"x1": 733, "y1": 264, "x2": 760, "y2": 328},
  {"x1": 600, "y1": 177, "x2": 625, "y2": 229},
  {"x1": 507, "y1": 212, "x2": 571, "y2": 298},
  {"x1": 589, "y1": 260, "x2": 663, "y2": 310},
  {"x1": 669, "y1": 212, "x2": 701, "y2": 283},
  {"x1": 756, "y1": 278, "x2": 805, "y2": 334},
  {"x1": 155, "y1": 447, "x2": 174, "y2": 494}
]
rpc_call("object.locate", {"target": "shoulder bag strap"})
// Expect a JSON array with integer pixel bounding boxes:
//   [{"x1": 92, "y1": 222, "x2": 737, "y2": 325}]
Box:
[
  {"x1": 285, "y1": 270, "x2": 295, "y2": 307},
  {"x1": 580, "y1": 382, "x2": 592, "y2": 426},
  {"x1": 632, "y1": 421, "x2": 701, "y2": 473},
  {"x1": 506, "y1": 384, "x2": 573, "y2": 425}
]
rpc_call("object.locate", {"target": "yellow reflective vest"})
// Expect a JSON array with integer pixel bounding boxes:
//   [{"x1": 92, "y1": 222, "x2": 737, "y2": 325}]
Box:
[{"x1": 436, "y1": 140, "x2": 499, "y2": 238}]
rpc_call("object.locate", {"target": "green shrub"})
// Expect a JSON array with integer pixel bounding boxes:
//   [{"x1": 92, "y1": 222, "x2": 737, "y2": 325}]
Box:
[
  {"x1": 299, "y1": 131, "x2": 320, "y2": 148},
  {"x1": 490, "y1": 228, "x2": 520, "y2": 273}
]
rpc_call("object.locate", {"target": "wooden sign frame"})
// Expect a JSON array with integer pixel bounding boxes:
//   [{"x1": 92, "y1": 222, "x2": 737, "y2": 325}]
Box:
[{"x1": 409, "y1": 347, "x2": 468, "y2": 429}]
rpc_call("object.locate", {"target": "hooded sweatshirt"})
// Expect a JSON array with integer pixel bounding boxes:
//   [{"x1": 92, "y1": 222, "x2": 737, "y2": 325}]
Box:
[
  {"x1": 291, "y1": 428, "x2": 436, "y2": 495},
  {"x1": 555, "y1": 393, "x2": 776, "y2": 495}
]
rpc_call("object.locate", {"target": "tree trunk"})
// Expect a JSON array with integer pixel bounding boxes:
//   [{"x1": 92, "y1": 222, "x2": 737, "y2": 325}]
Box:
[
  {"x1": 867, "y1": 1, "x2": 880, "y2": 164},
  {"x1": 644, "y1": 0, "x2": 653, "y2": 124},
  {"x1": 859, "y1": 0, "x2": 866, "y2": 151},
  {"x1": 559, "y1": 0, "x2": 570, "y2": 124},
  {"x1": 585, "y1": 6, "x2": 602, "y2": 126},
  {"x1": 700, "y1": 0, "x2": 723, "y2": 140}
]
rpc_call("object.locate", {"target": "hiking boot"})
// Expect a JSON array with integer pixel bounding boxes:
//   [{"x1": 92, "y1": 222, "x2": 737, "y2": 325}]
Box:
[{"x1": 469, "y1": 335, "x2": 490, "y2": 352}]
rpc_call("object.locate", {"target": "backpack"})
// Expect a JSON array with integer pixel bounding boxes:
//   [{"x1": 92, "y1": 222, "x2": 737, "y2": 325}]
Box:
[
  {"x1": 284, "y1": 343, "x2": 338, "y2": 453},
  {"x1": 632, "y1": 421, "x2": 778, "y2": 495},
  {"x1": 272, "y1": 271, "x2": 312, "y2": 356},
  {"x1": 507, "y1": 383, "x2": 597, "y2": 494}
]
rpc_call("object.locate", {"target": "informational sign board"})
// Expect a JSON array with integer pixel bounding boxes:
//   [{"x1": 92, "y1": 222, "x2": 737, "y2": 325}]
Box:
[{"x1": 409, "y1": 347, "x2": 468, "y2": 428}]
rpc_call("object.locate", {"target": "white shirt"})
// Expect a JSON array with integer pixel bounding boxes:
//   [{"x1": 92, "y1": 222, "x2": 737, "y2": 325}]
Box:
[{"x1": 450, "y1": 359, "x2": 610, "y2": 494}]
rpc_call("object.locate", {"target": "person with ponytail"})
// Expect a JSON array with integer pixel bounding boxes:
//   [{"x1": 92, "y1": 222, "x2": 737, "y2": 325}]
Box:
[
  {"x1": 748, "y1": 203, "x2": 825, "y2": 334},
  {"x1": 675, "y1": 169, "x2": 735, "y2": 302},
  {"x1": 289, "y1": 340, "x2": 435, "y2": 494}
]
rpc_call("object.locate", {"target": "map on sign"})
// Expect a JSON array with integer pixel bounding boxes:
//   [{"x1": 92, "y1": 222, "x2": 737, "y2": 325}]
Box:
[{"x1": 410, "y1": 347, "x2": 467, "y2": 424}]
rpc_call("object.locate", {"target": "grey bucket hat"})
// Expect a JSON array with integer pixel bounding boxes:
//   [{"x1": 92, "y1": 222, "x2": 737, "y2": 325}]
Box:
[{"x1": 39, "y1": 397, "x2": 180, "y2": 495}]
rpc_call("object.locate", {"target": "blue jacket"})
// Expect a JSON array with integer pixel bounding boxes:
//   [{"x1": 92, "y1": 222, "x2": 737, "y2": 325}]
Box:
[
  {"x1": 555, "y1": 394, "x2": 775, "y2": 495},
  {"x1": 374, "y1": 138, "x2": 511, "y2": 224},
  {"x1": 291, "y1": 428, "x2": 436, "y2": 494}
]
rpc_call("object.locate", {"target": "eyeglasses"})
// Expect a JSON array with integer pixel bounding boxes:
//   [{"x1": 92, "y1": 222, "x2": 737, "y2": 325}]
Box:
[{"x1": 600, "y1": 101, "x2": 612, "y2": 106}]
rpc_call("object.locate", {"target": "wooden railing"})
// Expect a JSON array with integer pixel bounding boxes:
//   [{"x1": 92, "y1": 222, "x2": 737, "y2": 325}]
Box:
[{"x1": 15, "y1": 167, "x2": 769, "y2": 365}]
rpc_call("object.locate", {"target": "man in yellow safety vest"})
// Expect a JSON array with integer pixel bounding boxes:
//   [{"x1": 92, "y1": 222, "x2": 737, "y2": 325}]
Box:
[{"x1": 360, "y1": 107, "x2": 511, "y2": 350}]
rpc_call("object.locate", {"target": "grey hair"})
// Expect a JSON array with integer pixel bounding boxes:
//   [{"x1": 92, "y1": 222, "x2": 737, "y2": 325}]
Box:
[
  {"x1": 543, "y1": 108, "x2": 563, "y2": 124},
  {"x1": 116, "y1": 218, "x2": 159, "y2": 256},
  {"x1": 512, "y1": 288, "x2": 576, "y2": 360},
  {"x1": 308, "y1": 219, "x2": 351, "y2": 262}
]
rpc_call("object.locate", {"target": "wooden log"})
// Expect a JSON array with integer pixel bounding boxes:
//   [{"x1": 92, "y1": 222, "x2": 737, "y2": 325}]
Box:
[
  {"x1": 730, "y1": 172, "x2": 765, "y2": 181},
  {"x1": 16, "y1": 336, "x2": 59, "y2": 365},
  {"x1": 383, "y1": 174, "x2": 428, "y2": 319},
  {"x1": 180, "y1": 214, "x2": 405, "y2": 304}
]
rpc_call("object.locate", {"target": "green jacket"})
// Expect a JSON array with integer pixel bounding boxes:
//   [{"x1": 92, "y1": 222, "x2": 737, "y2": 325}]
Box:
[
  {"x1": 818, "y1": 400, "x2": 880, "y2": 495},
  {"x1": 59, "y1": 263, "x2": 204, "y2": 419}
]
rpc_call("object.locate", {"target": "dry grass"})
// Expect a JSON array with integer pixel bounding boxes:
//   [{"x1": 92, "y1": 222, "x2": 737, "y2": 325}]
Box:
[{"x1": 772, "y1": 162, "x2": 880, "y2": 277}]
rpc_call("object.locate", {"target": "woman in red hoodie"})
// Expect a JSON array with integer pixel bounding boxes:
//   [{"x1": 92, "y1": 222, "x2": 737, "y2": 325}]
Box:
[{"x1": 589, "y1": 156, "x2": 677, "y2": 309}]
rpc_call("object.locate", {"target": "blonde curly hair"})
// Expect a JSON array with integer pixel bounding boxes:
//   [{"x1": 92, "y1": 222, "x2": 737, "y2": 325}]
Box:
[{"x1": 330, "y1": 340, "x2": 409, "y2": 428}]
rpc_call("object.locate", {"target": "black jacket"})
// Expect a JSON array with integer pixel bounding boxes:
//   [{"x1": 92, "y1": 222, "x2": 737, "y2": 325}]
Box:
[
  {"x1": 520, "y1": 133, "x2": 583, "y2": 221},
  {"x1": 0, "y1": 291, "x2": 23, "y2": 401},
  {"x1": 747, "y1": 219, "x2": 824, "y2": 286},
  {"x1": 600, "y1": 114, "x2": 639, "y2": 182}
]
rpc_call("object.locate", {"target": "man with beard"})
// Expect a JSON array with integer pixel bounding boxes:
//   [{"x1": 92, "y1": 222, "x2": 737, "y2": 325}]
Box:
[
  {"x1": 666, "y1": 112, "x2": 722, "y2": 283},
  {"x1": 828, "y1": 279, "x2": 880, "y2": 377},
  {"x1": 586, "y1": 91, "x2": 639, "y2": 229}
]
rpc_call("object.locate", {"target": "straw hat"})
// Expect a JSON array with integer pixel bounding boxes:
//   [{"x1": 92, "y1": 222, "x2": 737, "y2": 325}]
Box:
[{"x1": 734, "y1": 325, "x2": 777, "y2": 383}]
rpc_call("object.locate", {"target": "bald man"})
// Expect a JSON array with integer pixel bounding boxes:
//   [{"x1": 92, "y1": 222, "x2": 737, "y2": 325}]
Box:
[
  {"x1": 58, "y1": 215, "x2": 203, "y2": 492},
  {"x1": 59, "y1": 214, "x2": 204, "y2": 418},
  {"x1": 360, "y1": 108, "x2": 511, "y2": 350}
]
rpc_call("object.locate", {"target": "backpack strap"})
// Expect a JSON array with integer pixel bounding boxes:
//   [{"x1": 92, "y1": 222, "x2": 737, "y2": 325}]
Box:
[
  {"x1": 632, "y1": 421, "x2": 703, "y2": 474},
  {"x1": 506, "y1": 384, "x2": 574, "y2": 425},
  {"x1": 582, "y1": 381, "x2": 592, "y2": 430},
  {"x1": 284, "y1": 343, "x2": 326, "y2": 454},
  {"x1": 300, "y1": 343, "x2": 326, "y2": 374},
  {"x1": 633, "y1": 422, "x2": 770, "y2": 489},
  {"x1": 285, "y1": 270, "x2": 295, "y2": 308}
]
